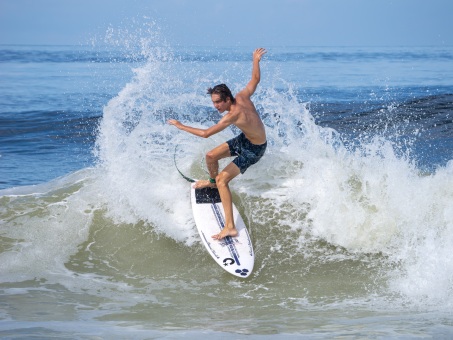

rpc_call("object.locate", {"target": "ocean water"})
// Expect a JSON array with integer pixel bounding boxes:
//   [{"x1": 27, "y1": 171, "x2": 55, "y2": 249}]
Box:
[{"x1": 1, "y1": 28, "x2": 453, "y2": 338}]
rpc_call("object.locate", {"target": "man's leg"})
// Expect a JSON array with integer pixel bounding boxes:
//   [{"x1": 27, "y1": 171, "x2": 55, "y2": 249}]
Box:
[
  {"x1": 212, "y1": 162, "x2": 241, "y2": 240},
  {"x1": 193, "y1": 143, "x2": 231, "y2": 189}
]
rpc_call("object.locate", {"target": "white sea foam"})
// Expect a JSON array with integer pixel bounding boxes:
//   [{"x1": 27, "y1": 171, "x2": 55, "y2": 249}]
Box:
[
  {"x1": 87, "y1": 35, "x2": 453, "y2": 308},
  {"x1": 1, "y1": 30, "x2": 452, "y2": 312},
  {"x1": 0, "y1": 170, "x2": 94, "y2": 282}
]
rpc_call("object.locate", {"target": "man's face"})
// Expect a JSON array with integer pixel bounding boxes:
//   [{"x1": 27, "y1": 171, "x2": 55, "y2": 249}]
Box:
[{"x1": 211, "y1": 94, "x2": 230, "y2": 113}]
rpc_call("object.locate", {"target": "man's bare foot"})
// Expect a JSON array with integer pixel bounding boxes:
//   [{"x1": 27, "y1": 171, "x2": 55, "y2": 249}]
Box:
[
  {"x1": 212, "y1": 227, "x2": 238, "y2": 240},
  {"x1": 193, "y1": 179, "x2": 217, "y2": 189}
]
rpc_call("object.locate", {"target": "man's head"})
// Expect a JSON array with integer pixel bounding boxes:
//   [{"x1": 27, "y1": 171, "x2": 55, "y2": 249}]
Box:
[{"x1": 207, "y1": 84, "x2": 235, "y2": 112}]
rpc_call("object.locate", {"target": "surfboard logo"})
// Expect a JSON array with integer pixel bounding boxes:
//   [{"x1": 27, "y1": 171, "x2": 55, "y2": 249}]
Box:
[
  {"x1": 235, "y1": 269, "x2": 250, "y2": 276},
  {"x1": 223, "y1": 258, "x2": 235, "y2": 266}
]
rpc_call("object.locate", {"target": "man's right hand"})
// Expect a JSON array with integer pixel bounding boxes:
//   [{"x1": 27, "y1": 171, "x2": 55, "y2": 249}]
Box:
[{"x1": 167, "y1": 119, "x2": 182, "y2": 128}]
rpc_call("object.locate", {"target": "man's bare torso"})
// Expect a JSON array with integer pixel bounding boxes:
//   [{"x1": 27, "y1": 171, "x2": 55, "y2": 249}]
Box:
[{"x1": 227, "y1": 92, "x2": 266, "y2": 145}]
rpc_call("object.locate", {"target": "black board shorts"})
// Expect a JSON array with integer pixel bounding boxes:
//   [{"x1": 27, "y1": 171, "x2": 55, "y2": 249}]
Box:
[{"x1": 227, "y1": 133, "x2": 267, "y2": 174}]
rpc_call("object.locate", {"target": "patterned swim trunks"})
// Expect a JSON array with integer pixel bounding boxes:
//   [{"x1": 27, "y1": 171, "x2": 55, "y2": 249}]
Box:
[{"x1": 227, "y1": 133, "x2": 267, "y2": 174}]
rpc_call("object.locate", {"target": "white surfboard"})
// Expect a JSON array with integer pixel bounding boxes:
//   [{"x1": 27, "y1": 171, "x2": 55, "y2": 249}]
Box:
[{"x1": 190, "y1": 182, "x2": 254, "y2": 278}]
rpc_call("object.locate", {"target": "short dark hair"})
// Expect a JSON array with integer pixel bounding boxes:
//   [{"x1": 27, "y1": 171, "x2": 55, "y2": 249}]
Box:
[{"x1": 207, "y1": 84, "x2": 235, "y2": 103}]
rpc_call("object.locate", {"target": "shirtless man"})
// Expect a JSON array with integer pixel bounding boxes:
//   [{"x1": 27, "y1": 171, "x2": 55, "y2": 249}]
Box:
[{"x1": 168, "y1": 48, "x2": 267, "y2": 240}]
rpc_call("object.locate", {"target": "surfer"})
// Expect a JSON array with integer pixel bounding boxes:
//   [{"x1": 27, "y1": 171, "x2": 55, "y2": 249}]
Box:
[{"x1": 168, "y1": 47, "x2": 267, "y2": 240}]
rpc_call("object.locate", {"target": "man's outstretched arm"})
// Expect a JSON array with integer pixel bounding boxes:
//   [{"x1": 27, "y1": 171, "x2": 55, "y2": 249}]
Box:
[
  {"x1": 243, "y1": 48, "x2": 267, "y2": 97},
  {"x1": 168, "y1": 115, "x2": 233, "y2": 138}
]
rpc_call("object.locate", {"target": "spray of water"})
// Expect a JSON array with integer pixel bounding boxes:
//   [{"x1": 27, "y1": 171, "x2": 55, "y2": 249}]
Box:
[
  {"x1": 3, "y1": 21, "x2": 451, "y2": 308},
  {"x1": 93, "y1": 22, "x2": 453, "y2": 306}
]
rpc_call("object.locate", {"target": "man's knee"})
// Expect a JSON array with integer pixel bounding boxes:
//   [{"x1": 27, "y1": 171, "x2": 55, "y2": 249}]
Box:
[
  {"x1": 215, "y1": 172, "x2": 230, "y2": 188},
  {"x1": 206, "y1": 150, "x2": 217, "y2": 162}
]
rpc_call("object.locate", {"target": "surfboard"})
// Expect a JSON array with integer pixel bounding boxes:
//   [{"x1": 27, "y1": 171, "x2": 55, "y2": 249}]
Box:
[{"x1": 190, "y1": 182, "x2": 254, "y2": 278}]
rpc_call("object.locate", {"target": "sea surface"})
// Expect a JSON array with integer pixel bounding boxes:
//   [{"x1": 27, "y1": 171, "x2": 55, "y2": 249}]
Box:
[{"x1": 1, "y1": 28, "x2": 453, "y2": 338}]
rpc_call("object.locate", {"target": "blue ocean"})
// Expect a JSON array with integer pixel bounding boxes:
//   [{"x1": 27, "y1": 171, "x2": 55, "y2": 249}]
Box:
[{"x1": 1, "y1": 25, "x2": 453, "y2": 338}]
